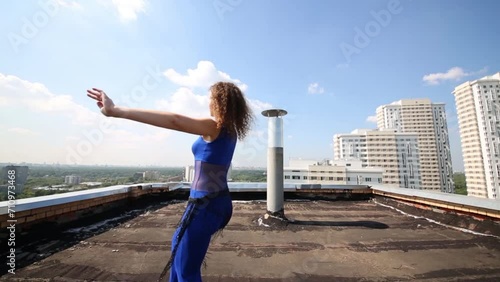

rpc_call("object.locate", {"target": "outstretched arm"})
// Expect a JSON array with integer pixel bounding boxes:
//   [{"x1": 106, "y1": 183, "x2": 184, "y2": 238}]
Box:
[{"x1": 87, "y1": 88, "x2": 219, "y2": 138}]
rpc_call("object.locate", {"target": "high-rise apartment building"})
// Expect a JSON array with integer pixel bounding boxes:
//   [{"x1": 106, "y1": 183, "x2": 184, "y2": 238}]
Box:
[
  {"x1": 376, "y1": 99, "x2": 454, "y2": 193},
  {"x1": 64, "y1": 175, "x2": 81, "y2": 185},
  {"x1": 452, "y1": 72, "x2": 500, "y2": 199},
  {"x1": 333, "y1": 129, "x2": 421, "y2": 189},
  {"x1": 2, "y1": 165, "x2": 29, "y2": 193},
  {"x1": 143, "y1": 171, "x2": 160, "y2": 181}
]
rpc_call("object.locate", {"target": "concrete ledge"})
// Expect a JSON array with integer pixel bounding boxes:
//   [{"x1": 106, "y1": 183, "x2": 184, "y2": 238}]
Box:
[
  {"x1": 1, "y1": 182, "x2": 498, "y2": 231},
  {"x1": 0, "y1": 183, "x2": 173, "y2": 229},
  {"x1": 1, "y1": 185, "x2": 130, "y2": 215},
  {"x1": 0, "y1": 183, "x2": 176, "y2": 215},
  {"x1": 371, "y1": 185, "x2": 500, "y2": 219}
]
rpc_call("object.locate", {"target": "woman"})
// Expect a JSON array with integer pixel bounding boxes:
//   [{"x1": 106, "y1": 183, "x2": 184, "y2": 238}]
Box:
[{"x1": 86, "y1": 82, "x2": 254, "y2": 282}]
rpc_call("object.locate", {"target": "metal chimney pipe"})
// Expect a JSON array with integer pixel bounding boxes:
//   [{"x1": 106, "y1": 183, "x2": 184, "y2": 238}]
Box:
[{"x1": 261, "y1": 109, "x2": 287, "y2": 219}]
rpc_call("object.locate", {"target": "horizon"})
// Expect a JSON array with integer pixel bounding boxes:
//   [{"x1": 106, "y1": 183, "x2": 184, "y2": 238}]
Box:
[
  {"x1": 0, "y1": 162, "x2": 467, "y2": 173},
  {"x1": 2, "y1": 0, "x2": 500, "y2": 172},
  {"x1": 0, "y1": 162, "x2": 267, "y2": 169}
]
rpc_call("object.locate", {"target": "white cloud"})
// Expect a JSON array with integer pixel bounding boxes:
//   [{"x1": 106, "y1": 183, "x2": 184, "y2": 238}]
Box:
[
  {"x1": 248, "y1": 99, "x2": 273, "y2": 115},
  {"x1": 422, "y1": 67, "x2": 467, "y2": 85},
  {"x1": 422, "y1": 67, "x2": 488, "y2": 85},
  {"x1": 0, "y1": 65, "x2": 273, "y2": 167},
  {"x1": 8, "y1": 127, "x2": 38, "y2": 136},
  {"x1": 97, "y1": 0, "x2": 147, "y2": 22},
  {"x1": 336, "y1": 63, "x2": 349, "y2": 69},
  {"x1": 155, "y1": 87, "x2": 211, "y2": 117},
  {"x1": 366, "y1": 115, "x2": 378, "y2": 123},
  {"x1": 307, "y1": 82, "x2": 325, "y2": 94},
  {"x1": 163, "y1": 61, "x2": 248, "y2": 92},
  {"x1": 55, "y1": 0, "x2": 83, "y2": 10},
  {"x1": 159, "y1": 60, "x2": 271, "y2": 119},
  {"x1": 113, "y1": 0, "x2": 147, "y2": 22},
  {"x1": 155, "y1": 84, "x2": 272, "y2": 120},
  {"x1": 0, "y1": 73, "x2": 99, "y2": 126}
]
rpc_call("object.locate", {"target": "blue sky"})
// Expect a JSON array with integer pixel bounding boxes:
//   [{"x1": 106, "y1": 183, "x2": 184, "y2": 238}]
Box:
[{"x1": 0, "y1": 0, "x2": 499, "y2": 171}]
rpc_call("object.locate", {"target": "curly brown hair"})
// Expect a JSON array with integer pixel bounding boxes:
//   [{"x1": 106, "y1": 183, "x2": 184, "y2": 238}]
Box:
[{"x1": 209, "y1": 81, "x2": 254, "y2": 140}]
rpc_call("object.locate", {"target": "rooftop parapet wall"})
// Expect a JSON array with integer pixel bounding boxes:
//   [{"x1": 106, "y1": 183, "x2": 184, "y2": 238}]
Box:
[
  {"x1": 371, "y1": 185, "x2": 500, "y2": 219},
  {"x1": 0, "y1": 183, "x2": 174, "y2": 230},
  {"x1": 1, "y1": 183, "x2": 499, "y2": 232}
]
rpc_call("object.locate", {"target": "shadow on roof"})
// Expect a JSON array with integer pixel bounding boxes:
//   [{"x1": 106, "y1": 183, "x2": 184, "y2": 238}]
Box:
[{"x1": 289, "y1": 220, "x2": 389, "y2": 229}]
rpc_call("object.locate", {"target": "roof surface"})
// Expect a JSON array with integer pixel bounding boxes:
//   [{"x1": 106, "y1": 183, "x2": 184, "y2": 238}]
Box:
[{"x1": 2, "y1": 197, "x2": 500, "y2": 281}]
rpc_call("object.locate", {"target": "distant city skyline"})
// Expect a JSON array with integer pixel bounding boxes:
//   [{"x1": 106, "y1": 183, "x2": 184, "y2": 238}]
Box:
[{"x1": 1, "y1": 1, "x2": 500, "y2": 172}]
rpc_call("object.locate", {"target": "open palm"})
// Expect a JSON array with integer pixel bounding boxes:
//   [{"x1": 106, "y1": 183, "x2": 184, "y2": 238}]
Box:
[{"x1": 86, "y1": 88, "x2": 117, "y2": 117}]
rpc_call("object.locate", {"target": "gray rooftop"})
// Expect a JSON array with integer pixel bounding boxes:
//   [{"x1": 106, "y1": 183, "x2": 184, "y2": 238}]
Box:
[{"x1": 2, "y1": 196, "x2": 499, "y2": 281}]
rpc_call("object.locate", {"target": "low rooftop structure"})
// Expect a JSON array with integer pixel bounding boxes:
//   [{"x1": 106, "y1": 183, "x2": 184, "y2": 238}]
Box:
[{"x1": 285, "y1": 159, "x2": 384, "y2": 186}]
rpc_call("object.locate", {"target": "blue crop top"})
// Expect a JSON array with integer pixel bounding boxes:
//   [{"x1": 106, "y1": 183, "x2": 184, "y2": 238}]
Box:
[{"x1": 190, "y1": 128, "x2": 236, "y2": 198}]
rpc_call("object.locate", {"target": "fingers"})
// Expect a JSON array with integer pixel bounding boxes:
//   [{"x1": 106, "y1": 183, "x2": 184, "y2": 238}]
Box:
[
  {"x1": 86, "y1": 90, "x2": 100, "y2": 101},
  {"x1": 87, "y1": 88, "x2": 107, "y2": 113},
  {"x1": 92, "y1": 88, "x2": 107, "y2": 98},
  {"x1": 87, "y1": 88, "x2": 106, "y2": 101},
  {"x1": 87, "y1": 88, "x2": 101, "y2": 95}
]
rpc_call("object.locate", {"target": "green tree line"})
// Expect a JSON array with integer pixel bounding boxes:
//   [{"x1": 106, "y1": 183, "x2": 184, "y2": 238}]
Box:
[
  {"x1": 453, "y1": 172, "x2": 467, "y2": 195},
  {"x1": 230, "y1": 169, "x2": 267, "y2": 182},
  {"x1": 0, "y1": 166, "x2": 468, "y2": 201},
  {"x1": 0, "y1": 165, "x2": 183, "y2": 200}
]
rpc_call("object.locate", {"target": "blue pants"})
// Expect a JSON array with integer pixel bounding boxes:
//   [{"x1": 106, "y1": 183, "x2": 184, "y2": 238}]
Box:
[{"x1": 168, "y1": 193, "x2": 232, "y2": 282}]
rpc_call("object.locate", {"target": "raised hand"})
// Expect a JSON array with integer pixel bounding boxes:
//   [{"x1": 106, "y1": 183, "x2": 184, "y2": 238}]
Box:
[{"x1": 86, "y1": 88, "x2": 118, "y2": 117}]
